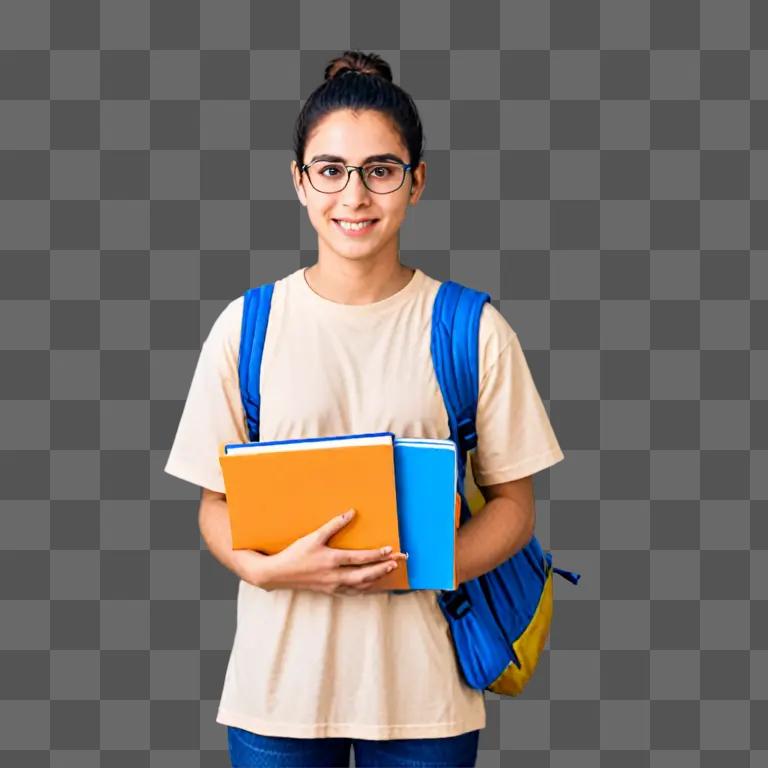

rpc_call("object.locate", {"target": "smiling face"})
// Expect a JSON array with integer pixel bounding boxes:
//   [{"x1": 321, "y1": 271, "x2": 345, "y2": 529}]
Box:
[{"x1": 291, "y1": 109, "x2": 425, "y2": 267}]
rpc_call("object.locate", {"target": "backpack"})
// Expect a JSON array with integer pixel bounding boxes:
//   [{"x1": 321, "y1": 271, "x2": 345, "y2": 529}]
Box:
[{"x1": 236, "y1": 275, "x2": 581, "y2": 697}]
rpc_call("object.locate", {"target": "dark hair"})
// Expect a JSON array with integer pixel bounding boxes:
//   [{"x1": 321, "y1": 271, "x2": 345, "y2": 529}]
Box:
[{"x1": 292, "y1": 50, "x2": 425, "y2": 178}]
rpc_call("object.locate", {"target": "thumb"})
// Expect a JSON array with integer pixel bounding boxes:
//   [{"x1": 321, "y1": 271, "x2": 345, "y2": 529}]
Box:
[{"x1": 318, "y1": 508, "x2": 355, "y2": 542}]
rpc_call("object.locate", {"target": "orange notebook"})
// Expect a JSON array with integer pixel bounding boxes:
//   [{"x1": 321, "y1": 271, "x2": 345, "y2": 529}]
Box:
[{"x1": 218, "y1": 431, "x2": 409, "y2": 590}]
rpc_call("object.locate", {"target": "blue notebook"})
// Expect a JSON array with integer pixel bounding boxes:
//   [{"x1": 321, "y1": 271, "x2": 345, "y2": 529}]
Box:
[{"x1": 393, "y1": 437, "x2": 458, "y2": 590}]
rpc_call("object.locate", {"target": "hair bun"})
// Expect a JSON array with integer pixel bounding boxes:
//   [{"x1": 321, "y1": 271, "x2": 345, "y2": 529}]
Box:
[{"x1": 325, "y1": 50, "x2": 393, "y2": 83}]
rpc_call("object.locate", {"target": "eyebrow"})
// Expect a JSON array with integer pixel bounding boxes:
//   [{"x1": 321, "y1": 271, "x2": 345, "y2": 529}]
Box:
[{"x1": 309, "y1": 153, "x2": 405, "y2": 165}]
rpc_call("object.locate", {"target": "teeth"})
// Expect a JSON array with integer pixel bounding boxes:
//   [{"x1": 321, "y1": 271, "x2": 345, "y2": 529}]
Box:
[{"x1": 337, "y1": 220, "x2": 374, "y2": 231}]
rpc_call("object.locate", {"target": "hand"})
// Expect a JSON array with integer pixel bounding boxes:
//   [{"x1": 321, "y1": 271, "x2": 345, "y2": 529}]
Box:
[
  {"x1": 259, "y1": 508, "x2": 406, "y2": 596},
  {"x1": 336, "y1": 550, "x2": 409, "y2": 596}
]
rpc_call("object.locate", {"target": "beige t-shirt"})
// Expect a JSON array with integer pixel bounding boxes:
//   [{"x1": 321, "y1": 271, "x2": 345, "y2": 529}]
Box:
[{"x1": 164, "y1": 265, "x2": 564, "y2": 740}]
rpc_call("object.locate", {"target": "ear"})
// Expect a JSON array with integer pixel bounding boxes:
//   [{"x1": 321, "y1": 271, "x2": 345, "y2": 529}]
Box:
[
  {"x1": 291, "y1": 161, "x2": 308, "y2": 207},
  {"x1": 409, "y1": 161, "x2": 426, "y2": 201}
]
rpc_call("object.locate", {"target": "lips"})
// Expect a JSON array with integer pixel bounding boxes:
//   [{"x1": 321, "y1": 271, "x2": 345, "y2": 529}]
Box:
[{"x1": 332, "y1": 218, "x2": 380, "y2": 236}]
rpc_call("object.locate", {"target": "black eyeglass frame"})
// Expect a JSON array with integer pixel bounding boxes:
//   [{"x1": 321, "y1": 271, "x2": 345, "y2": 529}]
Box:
[{"x1": 299, "y1": 158, "x2": 414, "y2": 194}]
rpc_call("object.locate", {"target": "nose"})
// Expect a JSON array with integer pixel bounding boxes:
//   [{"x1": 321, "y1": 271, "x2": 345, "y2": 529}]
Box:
[{"x1": 340, "y1": 167, "x2": 371, "y2": 202}]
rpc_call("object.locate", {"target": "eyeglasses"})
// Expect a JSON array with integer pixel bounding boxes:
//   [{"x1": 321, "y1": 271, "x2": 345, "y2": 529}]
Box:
[{"x1": 300, "y1": 159, "x2": 413, "y2": 194}]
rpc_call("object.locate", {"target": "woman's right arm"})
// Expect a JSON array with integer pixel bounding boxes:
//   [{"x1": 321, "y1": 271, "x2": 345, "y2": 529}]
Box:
[
  {"x1": 198, "y1": 487, "x2": 276, "y2": 588},
  {"x1": 198, "y1": 490, "x2": 403, "y2": 595}
]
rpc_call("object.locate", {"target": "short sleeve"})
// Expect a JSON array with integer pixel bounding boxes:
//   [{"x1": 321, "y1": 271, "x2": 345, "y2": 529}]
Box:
[
  {"x1": 471, "y1": 303, "x2": 565, "y2": 486},
  {"x1": 163, "y1": 297, "x2": 248, "y2": 494}
]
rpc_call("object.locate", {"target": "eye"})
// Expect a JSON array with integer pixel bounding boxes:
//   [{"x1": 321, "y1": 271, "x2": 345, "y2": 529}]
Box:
[
  {"x1": 319, "y1": 164, "x2": 344, "y2": 177},
  {"x1": 367, "y1": 165, "x2": 393, "y2": 178}
]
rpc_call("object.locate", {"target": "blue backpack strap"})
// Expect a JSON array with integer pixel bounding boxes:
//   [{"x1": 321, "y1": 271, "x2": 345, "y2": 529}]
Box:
[
  {"x1": 238, "y1": 283, "x2": 275, "y2": 443},
  {"x1": 431, "y1": 280, "x2": 492, "y2": 526}
]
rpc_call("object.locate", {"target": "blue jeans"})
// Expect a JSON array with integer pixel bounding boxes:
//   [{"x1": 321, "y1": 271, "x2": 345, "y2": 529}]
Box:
[{"x1": 227, "y1": 725, "x2": 480, "y2": 767}]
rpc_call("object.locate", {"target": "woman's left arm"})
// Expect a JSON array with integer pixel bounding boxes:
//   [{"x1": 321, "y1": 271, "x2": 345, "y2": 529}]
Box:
[{"x1": 455, "y1": 475, "x2": 535, "y2": 586}]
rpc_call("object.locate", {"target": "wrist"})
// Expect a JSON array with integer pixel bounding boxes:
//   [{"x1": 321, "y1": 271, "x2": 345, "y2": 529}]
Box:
[
  {"x1": 232, "y1": 550, "x2": 273, "y2": 589},
  {"x1": 247, "y1": 550, "x2": 284, "y2": 591}
]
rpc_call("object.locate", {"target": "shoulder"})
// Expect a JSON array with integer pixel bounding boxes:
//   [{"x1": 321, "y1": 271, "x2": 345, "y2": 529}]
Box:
[
  {"x1": 425, "y1": 277, "x2": 518, "y2": 375},
  {"x1": 477, "y1": 299, "x2": 517, "y2": 377},
  {"x1": 431, "y1": 278, "x2": 515, "y2": 346},
  {"x1": 200, "y1": 294, "x2": 245, "y2": 375},
  {"x1": 478, "y1": 300, "x2": 515, "y2": 345},
  {"x1": 203, "y1": 276, "x2": 289, "y2": 362},
  {"x1": 425, "y1": 276, "x2": 518, "y2": 385},
  {"x1": 205, "y1": 294, "x2": 244, "y2": 348}
]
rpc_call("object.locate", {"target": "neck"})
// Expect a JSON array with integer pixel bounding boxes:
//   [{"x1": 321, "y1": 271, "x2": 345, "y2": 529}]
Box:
[{"x1": 305, "y1": 257, "x2": 415, "y2": 305}]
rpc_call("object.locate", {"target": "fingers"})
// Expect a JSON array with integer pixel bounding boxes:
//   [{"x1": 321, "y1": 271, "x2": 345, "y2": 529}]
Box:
[
  {"x1": 336, "y1": 560, "x2": 402, "y2": 596},
  {"x1": 335, "y1": 545, "x2": 398, "y2": 567},
  {"x1": 317, "y1": 508, "x2": 356, "y2": 543},
  {"x1": 353, "y1": 558, "x2": 399, "y2": 586},
  {"x1": 322, "y1": 510, "x2": 408, "y2": 564}
]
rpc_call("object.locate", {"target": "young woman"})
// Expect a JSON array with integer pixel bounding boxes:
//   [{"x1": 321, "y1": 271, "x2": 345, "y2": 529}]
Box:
[{"x1": 165, "y1": 50, "x2": 564, "y2": 768}]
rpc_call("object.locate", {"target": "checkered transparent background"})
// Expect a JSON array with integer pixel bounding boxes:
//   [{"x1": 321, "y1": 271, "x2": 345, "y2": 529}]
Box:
[{"x1": 1, "y1": 1, "x2": 768, "y2": 766}]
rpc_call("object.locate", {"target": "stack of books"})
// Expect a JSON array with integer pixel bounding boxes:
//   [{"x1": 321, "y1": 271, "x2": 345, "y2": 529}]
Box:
[{"x1": 218, "y1": 431, "x2": 461, "y2": 591}]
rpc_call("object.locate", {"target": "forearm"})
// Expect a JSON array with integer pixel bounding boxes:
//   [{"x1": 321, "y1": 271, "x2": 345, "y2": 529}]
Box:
[
  {"x1": 456, "y1": 497, "x2": 534, "y2": 586},
  {"x1": 198, "y1": 497, "x2": 274, "y2": 587}
]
